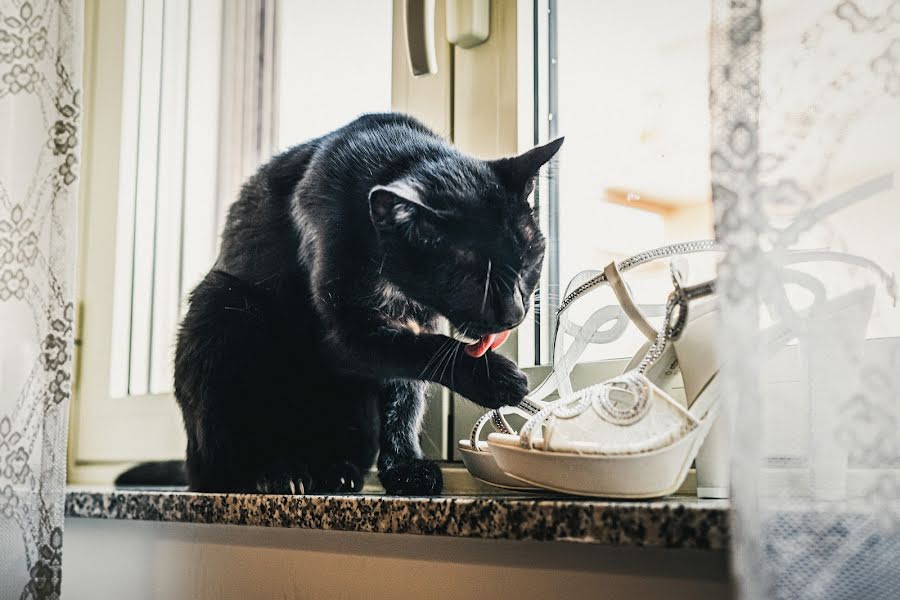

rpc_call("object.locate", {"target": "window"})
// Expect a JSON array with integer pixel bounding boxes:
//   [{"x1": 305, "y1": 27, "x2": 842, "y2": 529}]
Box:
[
  {"x1": 69, "y1": 0, "x2": 744, "y2": 477},
  {"x1": 520, "y1": 0, "x2": 716, "y2": 367},
  {"x1": 73, "y1": 1, "x2": 897, "y2": 483},
  {"x1": 107, "y1": 0, "x2": 395, "y2": 402},
  {"x1": 75, "y1": 0, "x2": 222, "y2": 466},
  {"x1": 108, "y1": 0, "x2": 222, "y2": 400},
  {"x1": 73, "y1": 0, "x2": 400, "y2": 472},
  {"x1": 448, "y1": 0, "x2": 717, "y2": 457},
  {"x1": 450, "y1": 0, "x2": 900, "y2": 480}
]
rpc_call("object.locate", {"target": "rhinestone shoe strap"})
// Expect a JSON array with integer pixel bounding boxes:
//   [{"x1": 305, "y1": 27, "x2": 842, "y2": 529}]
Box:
[
  {"x1": 518, "y1": 269, "x2": 717, "y2": 450},
  {"x1": 556, "y1": 240, "x2": 718, "y2": 323}
]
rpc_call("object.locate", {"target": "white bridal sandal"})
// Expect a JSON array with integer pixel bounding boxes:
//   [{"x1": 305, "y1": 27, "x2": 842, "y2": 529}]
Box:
[
  {"x1": 458, "y1": 241, "x2": 719, "y2": 490},
  {"x1": 488, "y1": 263, "x2": 722, "y2": 499},
  {"x1": 487, "y1": 249, "x2": 897, "y2": 499}
]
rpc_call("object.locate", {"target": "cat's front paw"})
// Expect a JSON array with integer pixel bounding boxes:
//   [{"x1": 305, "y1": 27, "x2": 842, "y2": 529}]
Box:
[
  {"x1": 379, "y1": 459, "x2": 443, "y2": 496},
  {"x1": 255, "y1": 466, "x2": 313, "y2": 495},
  {"x1": 462, "y1": 351, "x2": 529, "y2": 409},
  {"x1": 310, "y1": 460, "x2": 364, "y2": 493}
]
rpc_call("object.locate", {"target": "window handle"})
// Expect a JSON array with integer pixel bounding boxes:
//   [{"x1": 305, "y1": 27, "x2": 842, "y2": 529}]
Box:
[
  {"x1": 446, "y1": 0, "x2": 490, "y2": 49},
  {"x1": 405, "y1": 0, "x2": 438, "y2": 76},
  {"x1": 405, "y1": 0, "x2": 491, "y2": 77}
]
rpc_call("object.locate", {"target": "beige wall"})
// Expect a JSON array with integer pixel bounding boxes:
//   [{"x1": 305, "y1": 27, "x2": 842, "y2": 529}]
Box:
[{"x1": 63, "y1": 518, "x2": 732, "y2": 600}]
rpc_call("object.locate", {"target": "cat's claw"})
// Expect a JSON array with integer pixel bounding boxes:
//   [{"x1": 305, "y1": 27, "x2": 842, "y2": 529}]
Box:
[
  {"x1": 255, "y1": 471, "x2": 312, "y2": 495},
  {"x1": 379, "y1": 459, "x2": 443, "y2": 496},
  {"x1": 310, "y1": 460, "x2": 364, "y2": 494}
]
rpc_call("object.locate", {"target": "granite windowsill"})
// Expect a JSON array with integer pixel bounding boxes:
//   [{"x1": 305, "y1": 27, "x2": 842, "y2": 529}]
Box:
[{"x1": 65, "y1": 486, "x2": 730, "y2": 550}]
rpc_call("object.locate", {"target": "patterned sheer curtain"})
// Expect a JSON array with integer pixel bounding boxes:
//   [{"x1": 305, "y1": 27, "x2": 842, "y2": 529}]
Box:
[
  {"x1": 0, "y1": 1, "x2": 82, "y2": 598},
  {"x1": 712, "y1": 0, "x2": 900, "y2": 598}
]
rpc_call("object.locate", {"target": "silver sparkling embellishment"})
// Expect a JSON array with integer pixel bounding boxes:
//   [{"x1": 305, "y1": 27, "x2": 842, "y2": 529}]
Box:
[
  {"x1": 470, "y1": 412, "x2": 493, "y2": 451},
  {"x1": 592, "y1": 372, "x2": 651, "y2": 425},
  {"x1": 491, "y1": 410, "x2": 510, "y2": 434},
  {"x1": 556, "y1": 240, "x2": 717, "y2": 318}
]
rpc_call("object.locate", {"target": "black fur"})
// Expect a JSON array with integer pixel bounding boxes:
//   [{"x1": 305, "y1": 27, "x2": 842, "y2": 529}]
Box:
[
  {"x1": 114, "y1": 460, "x2": 187, "y2": 487},
  {"x1": 117, "y1": 113, "x2": 562, "y2": 495}
]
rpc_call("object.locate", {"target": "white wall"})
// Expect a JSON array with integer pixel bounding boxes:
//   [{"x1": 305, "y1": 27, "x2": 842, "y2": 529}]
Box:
[{"x1": 62, "y1": 518, "x2": 732, "y2": 600}]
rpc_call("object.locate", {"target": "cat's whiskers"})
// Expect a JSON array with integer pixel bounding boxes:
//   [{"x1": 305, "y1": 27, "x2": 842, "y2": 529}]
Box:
[
  {"x1": 439, "y1": 320, "x2": 472, "y2": 384},
  {"x1": 419, "y1": 336, "x2": 455, "y2": 379},
  {"x1": 427, "y1": 344, "x2": 452, "y2": 382},
  {"x1": 449, "y1": 340, "x2": 461, "y2": 389},
  {"x1": 431, "y1": 332, "x2": 461, "y2": 382},
  {"x1": 495, "y1": 275, "x2": 515, "y2": 296},
  {"x1": 436, "y1": 338, "x2": 458, "y2": 383},
  {"x1": 532, "y1": 290, "x2": 562, "y2": 311},
  {"x1": 500, "y1": 263, "x2": 519, "y2": 280},
  {"x1": 434, "y1": 335, "x2": 456, "y2": 368},
  {"x1": 533, "y1": 297, "x2": 559, "y2": 307},
  {"x1": 481, "y1": 259, "x2": 492, "y2": 313}
]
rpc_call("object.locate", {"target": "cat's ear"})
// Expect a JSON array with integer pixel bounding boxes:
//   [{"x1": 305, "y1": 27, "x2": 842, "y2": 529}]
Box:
[
  {"x1": 490, "y1": 137, "x2": 565, "y2": 195},
  {"x1": 368, "y1": 181, "x2": 428, "y2": 230}
]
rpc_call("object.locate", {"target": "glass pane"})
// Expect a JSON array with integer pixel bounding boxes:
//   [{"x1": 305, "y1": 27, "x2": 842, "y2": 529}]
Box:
[{"x1": 531, "y1": 0, "x2": 715, "y2": 365}]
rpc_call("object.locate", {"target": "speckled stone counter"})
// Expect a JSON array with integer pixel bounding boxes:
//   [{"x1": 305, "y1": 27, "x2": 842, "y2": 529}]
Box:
[{"x1": 65, "y1": 487, "x2": 729, "y2": 550}]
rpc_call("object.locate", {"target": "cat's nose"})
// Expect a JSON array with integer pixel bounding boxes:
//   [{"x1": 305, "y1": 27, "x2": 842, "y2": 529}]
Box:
[{"x1": 494, "y1": 292, "x2": 525, "y2": 330}]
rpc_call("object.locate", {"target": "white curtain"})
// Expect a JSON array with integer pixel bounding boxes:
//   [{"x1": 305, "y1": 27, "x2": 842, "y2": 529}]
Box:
[
  {"x1": 0, "y1": 0, "x2": 82, "y2": 598},
  {"x1": 712, "y1": 0, "x2": 900, "y2": 598}
]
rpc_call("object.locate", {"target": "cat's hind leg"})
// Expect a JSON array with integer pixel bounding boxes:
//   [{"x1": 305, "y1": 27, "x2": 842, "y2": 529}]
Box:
[{"x1": 175, "y1": 270, "x2": 310, "y2": 493}]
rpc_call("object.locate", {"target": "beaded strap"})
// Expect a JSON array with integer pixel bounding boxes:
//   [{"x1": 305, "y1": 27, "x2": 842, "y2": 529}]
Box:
[
  {"x1": 519, "y1": 265, "x2": 718, "y2": 449},
  {"x1": 556, "y1": 240, "x2": 718, "y2": 321}
]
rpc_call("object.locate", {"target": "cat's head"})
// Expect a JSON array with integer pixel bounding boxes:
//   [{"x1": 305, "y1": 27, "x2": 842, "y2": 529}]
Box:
[{"x1": 368, "y1": 138, "x2": 563, "y2": 342}]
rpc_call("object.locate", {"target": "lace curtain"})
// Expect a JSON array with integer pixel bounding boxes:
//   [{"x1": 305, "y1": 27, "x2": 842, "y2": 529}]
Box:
[
  {"x1": 0, "y1": 0, "x2": 82, "y2": 598},
  {"x1": 712, "y1": 0, "x2": 900, "y2": 598}
]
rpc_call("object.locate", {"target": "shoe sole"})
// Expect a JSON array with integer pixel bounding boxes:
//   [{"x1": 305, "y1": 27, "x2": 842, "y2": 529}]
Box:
[{"x1": 457, "y1": 442, "x2": 542, "y2": 491}]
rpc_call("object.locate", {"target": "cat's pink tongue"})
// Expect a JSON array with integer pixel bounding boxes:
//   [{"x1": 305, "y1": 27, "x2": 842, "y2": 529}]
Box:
[{"x1": 464, "y1": 330, "x2": 511, "y2": 358}]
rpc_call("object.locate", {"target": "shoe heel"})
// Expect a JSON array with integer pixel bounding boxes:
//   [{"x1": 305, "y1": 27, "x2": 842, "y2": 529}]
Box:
[{"x1": 695, "y1": 412, "x2": 729, "y2": 499}]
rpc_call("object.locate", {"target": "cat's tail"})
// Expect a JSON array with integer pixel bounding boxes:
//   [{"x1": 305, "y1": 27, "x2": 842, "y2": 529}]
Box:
[{"x1": 114, "y1": 460, "x2": 188, "y2": 487}]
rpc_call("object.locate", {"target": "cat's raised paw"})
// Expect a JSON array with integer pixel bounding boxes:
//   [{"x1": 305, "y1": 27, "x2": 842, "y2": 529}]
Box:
[
  {"x1": 462, "y1": 351, "x2": 529, "y2": 409},
  {"x1": 379, "y1": 459, "x2": 443, "y2": 496}
]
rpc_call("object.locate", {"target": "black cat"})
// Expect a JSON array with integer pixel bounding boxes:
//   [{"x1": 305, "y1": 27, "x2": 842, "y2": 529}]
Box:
[{"x1": 116, "y1": 113, "x2": 562, "y2": 495}]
